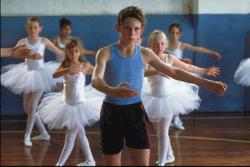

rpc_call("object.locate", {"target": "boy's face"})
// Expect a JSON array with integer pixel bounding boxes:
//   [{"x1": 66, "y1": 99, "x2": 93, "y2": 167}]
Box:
[
  {"x1": 26, "y1": 21, "x2": 42, "y2": 38},
  {"x1": 117, "y1": 17, "x2": 144, "y2": 43}
]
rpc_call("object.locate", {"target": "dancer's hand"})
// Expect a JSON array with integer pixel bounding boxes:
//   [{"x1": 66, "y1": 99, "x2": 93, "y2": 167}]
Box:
[
  {"x1": 213, "y1": 52, "x2": 222, "y2": 60},
  {"x1": 12, "y1": 45, "x2": 32, "y2": 59},
  {"x1": 110, "y1": 82, "x2": 138, "y2": 98},
  {"x1": 79, "y1": 63, "x2": 89, "y2": 73},
  {"x1": 27, "y1": 53, "x2": 43, "y2": 60},
  {"x1": 69, "y1": 63, "x2": 82, "y2": 74},
  {"x1": 205, "y1": 66, "x2": 220, "y2": 77},
  {"x1": 207, "y1": 81, "x2": 227, "y2": 96}
]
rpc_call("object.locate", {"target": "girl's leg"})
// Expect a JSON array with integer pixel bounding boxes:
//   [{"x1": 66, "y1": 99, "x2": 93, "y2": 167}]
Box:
[
  {"x1": 77, "y1": 125, "x2": 96, "y2": 166},
  {"x1": 23, "y1": 91, "x2": 48, "y2": 146},
  {"x1": 156, "y1": 112, "x2": 174, "y2": 165},
  {"x1": 56, "y1": 126, "x2": 79, "y2": 166},
  {"x1": 172, "y1": 114, "x2": 185, "y2": 130},
  {"x1": 23, "y1": 92, "x2": 38, "y2": 146},
  {"x1": 31, "y1": 113, "x2": 50, "y2": 140}
]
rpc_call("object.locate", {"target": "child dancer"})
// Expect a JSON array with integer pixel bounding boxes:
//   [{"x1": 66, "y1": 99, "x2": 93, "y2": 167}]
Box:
[
  {"x1": 1, "y1": 16, "x2": 64, "y2": 147},
  {"x1": 167, "y1": 22, "x2": 222, "y2": 130},
  {"x1": 50, "y1": 17, "x2": 97, "y2": 91},
  {"x1": 38, "y1": 38, "x2": 103, "y2": 166},
  {"x1": 234, "y1": 58, "x2": 250, "y2": 87},
  {"x1": 51, "y1": 17, "x2": 97, "y2": 58},
  {"x1": 142, "y1": 30, "x2": 221, "y2": 166}
]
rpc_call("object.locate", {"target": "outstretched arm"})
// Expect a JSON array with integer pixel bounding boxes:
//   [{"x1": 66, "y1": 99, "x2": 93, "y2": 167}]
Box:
[
  {"x1": 183, "y1": 43, "x2": 221, "y2": 60},
  {"x1": 14, "y1": 39, "x2": 42, "y2": 60},
  {"x1": 81, "y1": 48, "x2": 97, "y2": 56},
  {"x1": 91, "y1": 47, "x2": 137, "y2": 98},
  {"x1": 142, "y1": 47, "x2": 227, "y2": 96},
  {"x1": 53, "y1": 62, "x2": 93, "y2": 78},
  {"x1": 171, "y1": 55, "x2": 220, "y2": 77},
  {"x1": 144, "y1": 63, "x2": 161, "y2": 77},
  {"x1": 1, "y1": 46, "x2": 31, "y2": 58},
  {"x1": 44, "y1": 38, "x2": 64, "y2": 57}
]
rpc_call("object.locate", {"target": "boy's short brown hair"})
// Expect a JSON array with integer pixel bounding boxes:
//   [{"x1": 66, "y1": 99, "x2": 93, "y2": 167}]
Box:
[{"x1": 117, "y1": 6, "x2": 147, "y2": 27}]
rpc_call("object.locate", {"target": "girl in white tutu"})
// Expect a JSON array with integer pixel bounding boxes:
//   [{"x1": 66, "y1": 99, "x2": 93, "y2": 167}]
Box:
[
  {"x1": 38, "y1": 38, "x2": 103, "y2": 166},
  {"x1": 234, "y1": 58, "x2": 250, "y2": 87},
  {"x1": 48, "y1": 17, "x2": 97, "y2": 92},
  {"x1": 1, "y1": 17, "x2": 64, "y2": 147},
  {"x1": 166, "y1": 23, "x2": 222, "y2": 130},
  {"x1": 142, "y1": 30, "x2": 221, "y2": 166}
]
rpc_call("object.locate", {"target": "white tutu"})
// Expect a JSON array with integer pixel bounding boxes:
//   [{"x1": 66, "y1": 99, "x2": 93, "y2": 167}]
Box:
[
  {"x1": 1, "y1": 62, "x2": 57, "y2": 94},
  {"x1": 234, "y1": 58, "x2": 250, "y2": 86},
  {"x1": 46, "y1": 61, "x2": 64, "y2": 84},
  {"x1": 38, "y1": 84, "x2": 104, "y2": 130},
  {"x1": 142, "y1": 77, "x2": 201, "y2": 122}
]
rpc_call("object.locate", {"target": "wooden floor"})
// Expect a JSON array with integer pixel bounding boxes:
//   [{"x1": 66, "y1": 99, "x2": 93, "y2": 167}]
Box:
[{"x1": 1, "y1": 112, "x2": 250, "y2": 166}]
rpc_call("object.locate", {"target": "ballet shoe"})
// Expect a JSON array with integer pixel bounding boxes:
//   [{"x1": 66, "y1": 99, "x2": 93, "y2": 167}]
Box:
[
  {"x1": 77, "y1": 159, "x2": 96, "y2": 166},
  {"x1": 55, "y1": 162, "x2": 63, "y2": 166},
  {"x1": 31, "y1": 133, "x2": 50, "y2": 141},
  {"x1": 166, "y1": 152, "x2": 175, "y2": 163},
  {"x1": 24, "y1": 134, "x2": 32, "y2": 147}
]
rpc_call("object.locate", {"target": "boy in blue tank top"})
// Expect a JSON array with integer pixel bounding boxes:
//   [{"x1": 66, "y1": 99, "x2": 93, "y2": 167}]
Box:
[{"x1": 92, "y1": 6, "x2": 228, "y2": 166}]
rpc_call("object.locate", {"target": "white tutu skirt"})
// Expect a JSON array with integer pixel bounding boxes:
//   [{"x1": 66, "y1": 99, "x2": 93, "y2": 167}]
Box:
[
  {"x1": 142, "y1": 78, "x2": 201, "y2": 122},
  {"x1": 38, "y1": 85, "x2": 104, "y2": 130},
  {"x1": 1, "y1": 62, "x2": 57, "y2": 94},
  {"x1": 46, "y1": 61, "x2": 63, "y2": 84},
  {"x1": 234, "y1": 58, "x2": 250, "y2": 86}
]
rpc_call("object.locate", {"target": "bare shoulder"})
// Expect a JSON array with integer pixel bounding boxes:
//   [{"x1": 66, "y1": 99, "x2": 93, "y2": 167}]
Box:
[
  {"x1": 51, "y1": 36, "x2": 58, "y2": 44},
  {"x1": 97, "y1": 45, "x2": 112, "y2": 61},
  {"x1": 141, "y1": 47, "x2": 156, "y2": 64},
  {"x1": 40, "y1": 37, "x2": 50, "y2": 44},
  {"x1": 16, "y1": 38, "x2": 26, "y2": 46}
]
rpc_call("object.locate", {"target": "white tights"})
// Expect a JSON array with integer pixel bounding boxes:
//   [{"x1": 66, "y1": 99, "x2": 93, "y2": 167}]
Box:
[
  {"x1": 57, "y1": 124, "x2": 94, "y2": 165},
  {"x1": 155, "y1": 112, "x2": 174, "y2": 163},
  {"x1": 23, "y1": 91, "x2": 48, "y2": 137}
]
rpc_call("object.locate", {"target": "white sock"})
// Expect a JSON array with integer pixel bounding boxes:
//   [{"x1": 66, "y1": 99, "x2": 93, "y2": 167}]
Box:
[
  {"x1": 157, "y1": 113, "x2": 173, "y2": 163},
  {"x1": 57, "y1": 126, "x2": 79, "y2": 165},
  {"x1": 77, "y1": 125, "x2": 94, "y2": 161}
]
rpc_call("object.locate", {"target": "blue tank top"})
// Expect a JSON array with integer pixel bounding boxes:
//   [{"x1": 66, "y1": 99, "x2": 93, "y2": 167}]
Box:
[{"x1": 104, "y1": 43, "x2": 144, "y2": 105}]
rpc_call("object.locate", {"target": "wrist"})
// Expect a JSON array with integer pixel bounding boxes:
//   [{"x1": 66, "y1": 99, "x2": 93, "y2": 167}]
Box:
[{"x1": 107, "y1": 86, "x2": 116, "y2": 96}]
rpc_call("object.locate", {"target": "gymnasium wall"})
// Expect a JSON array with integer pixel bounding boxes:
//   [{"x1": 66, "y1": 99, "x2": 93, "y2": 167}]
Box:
[{"x1": 1, "y1": 0, "x2": 250, "y2": 115}]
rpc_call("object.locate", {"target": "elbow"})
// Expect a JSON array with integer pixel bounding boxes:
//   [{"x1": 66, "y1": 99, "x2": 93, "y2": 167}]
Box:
[{"x1": 91, "y1": 78, "x2": 98, "y2": 89}]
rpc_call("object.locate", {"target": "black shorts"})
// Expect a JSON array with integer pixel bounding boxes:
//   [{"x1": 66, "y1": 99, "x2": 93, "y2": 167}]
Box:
[{"x1": 100, "y1": 101, "x2": 151, "y2": 155}]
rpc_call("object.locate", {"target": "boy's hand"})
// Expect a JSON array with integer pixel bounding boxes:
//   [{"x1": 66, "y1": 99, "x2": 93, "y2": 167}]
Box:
[{"x1": 110, "y1": 82, "x2": 138, "y2": 98}]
